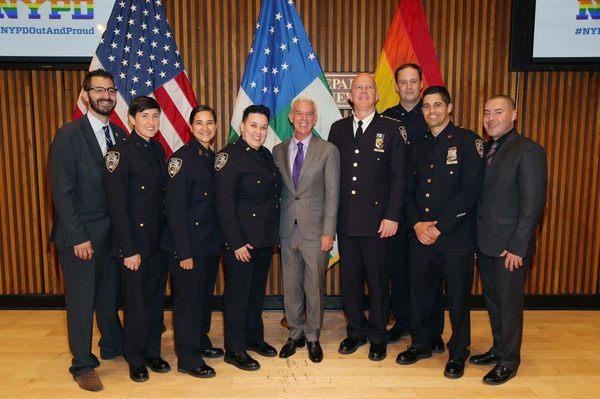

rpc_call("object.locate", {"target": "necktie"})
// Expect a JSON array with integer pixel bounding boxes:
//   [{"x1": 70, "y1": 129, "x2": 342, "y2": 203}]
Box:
[
  {"x1": 103, "y1": 125, "x2": 114, "y2": 149},
  {"x1": 292, "y1": 142, "x2": 304, "y2": 189},
  {"x1": 355, "y1": 120, "x2": 363, "y2": 143},
  {"x1": 486, "y1": 140, "x2": 498, "y2": 167}
]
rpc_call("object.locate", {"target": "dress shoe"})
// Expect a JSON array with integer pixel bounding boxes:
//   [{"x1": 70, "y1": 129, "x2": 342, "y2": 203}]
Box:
[
  {"x1": 338, "y1": 337, "x2": 367, "y2": 354},
  {"x1": 444, "y1": 359, "x2": 465, "y2": 379},
  {"x1": 483, "y1": 364, "x2": 517, "y2": 385},
  {"x1": 178, "y1": 364, "x2": 216, "y2": 379},
  {"x1": 200, "y1": 347, "x2": 224, "y2": 358},
  {"x1": 129, "y1": 365, "x2": 149, "y2": 382},
  {"x1": 248, "y1": 341, "x2": 277, "y2": 357},
  {"x1": 432, "y1": 337, "x2": 445, "y2": 353},
  {"x1": 307, "y1": 341, "x2": 323, "y2": 363},
  {"x1": 469, "y1": 351, "x2": 500, "y2": 365},
  {"x1": 396, "y1": 345, "x2": 432, "y2": 365},
  {"x1": 73, "y1": 369, "x2": 103, "y2": 391},
  {"x1": 279, "y1": 337, "x2": 306, "y2": 358},
  {"x1": 224, "y1": 351, "x2": 260, "y2": 371},
  {"x1": 145, "y1": 357, "x2": 171, "y2": 373},
  {"x1": 368, "y1": 343, "x2": 387, "y2": 361},
  {"x1": 388, "y1": 326, "x2": 410, "y2": 343},
  {"x1": 100, "y1": 352, "x2": 123, "y2": 360}
]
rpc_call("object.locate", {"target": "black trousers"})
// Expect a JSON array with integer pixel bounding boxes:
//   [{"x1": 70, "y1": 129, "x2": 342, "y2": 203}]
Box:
[
  {"x1": 338, "y1": 234, "x2": 391, "y2": 345},
  {"x1": 222, "y1": 247, "x2": 272, "y2": 353},
  {"x1": 478, "y1": 253, "x2": 530, "y2": 371},
  {"x1": 122, "y1": 251, "x2": 168, "y2": 367},
  {"x1": 409, "y1": 239, "x2": 474, "y2": 360},
  {"x1": 390, "y1": 231, "x2": 445, "y2": 337},
  {"x1": 168, "y1": 254, "x2": 219, "y2": 370},
  {"x1": 60, "y1": 250, "x2": 123, "y2": 376}
]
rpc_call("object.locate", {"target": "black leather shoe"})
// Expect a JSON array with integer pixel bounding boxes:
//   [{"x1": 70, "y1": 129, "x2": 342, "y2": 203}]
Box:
[
  {"x1": 200, "y1": 347, "x2": 224, "y2": 359},
  {"x1": 129, "y1": 365, "x2": 149, "y2": 382},
  {"x1": 224, "y1": 351, "x2": 260, "y2": 371},
  {"x1": 178, "y1": 365, "x2": 216, "y2": 378},
  {"x1": 368, "y1": 343, "x2": 387, "y2": 361},
  {"x1": 469, "y1": 351, "x2": 500, "y2": 365},
  {"x1": 145, "y1": 357, "x2": 171, "y2": 373},
  {"x1": 338, "y1": 337, "x2": 367, "y2": 354},
  {"x1": 279, "y1": 337, "x2": 306, "y2": 358},
  {"x1": 388, "y1": 326, "x2": 410, "y2": 343},
  {"x1": 248, "y1": 341, "x2": 277, "y2": 357},
  {"x1": 307, "y1": 341, "x2": 323, "y2": 363},
  {"x1": 100, "y1": 352, "x2": 123, "y2": 360},
  {"x1": 432, "y1": 337, "x2": 445, "y2": 353},
  {"x1": 396, "y1": 345, "x2": 433, "y2": 365},
  {"x1": 444, "y1": 359, "x2": 465, "y2": 379},
  {"x1": 483, "y1": 364, "x2": 517, "y2": 385}
]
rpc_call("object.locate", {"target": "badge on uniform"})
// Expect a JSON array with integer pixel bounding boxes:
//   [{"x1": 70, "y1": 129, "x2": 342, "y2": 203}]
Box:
[
  {"x1": 214, "y1": 153, "x2": 228, "y2": 171},
  {"x1": 168, "y1": 158, "x2": 183, "y2": 178},
  {"x1": 105, "y1": 151, "x2": 120, "y2": 173},
  {"x1": 446, "y1": 146, "x2": 458, "y2": 165},
  {"x1": 399, "y1": 126, "x2": 408, "y2": 144},
  {"x1": 374, "y1": 133, "x2": 385, "y2": 153},
  {"x1": 475, "y1": 138, "x2": 484, "y2": 158}
]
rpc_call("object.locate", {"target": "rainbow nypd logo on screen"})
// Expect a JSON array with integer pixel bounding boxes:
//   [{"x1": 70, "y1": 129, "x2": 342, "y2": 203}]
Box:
[
  {"x1": 577, "y1": 0, "x2": 600, "y2": 20},
  {"x1": 0, "y1": 0, "x2": 94, "y2": 19}
]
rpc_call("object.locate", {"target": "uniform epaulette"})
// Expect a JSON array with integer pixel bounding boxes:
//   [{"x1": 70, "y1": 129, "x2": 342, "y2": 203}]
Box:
[{"x1": 381, "y1": 114, "x2": 401, "y2": 123}]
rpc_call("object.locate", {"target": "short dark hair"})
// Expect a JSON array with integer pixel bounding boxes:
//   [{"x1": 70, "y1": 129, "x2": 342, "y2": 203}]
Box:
[
  {"x1": 128, "y1": 96, "x2": 161, "y2": 117},
  {"x1": 422, "y1": 85, "x2": 452, "y2": 105},
  {"x1": 242, "y1": 104, "x2": 270, "y2": 122},
  {"x1": 189, "y1": 104, "x2": 217, "y2": 124},
  {"x1": 83, "y1": 69, "x2": 114, "y2": 91},
  {"x1": 394, "y1": 63, "x2": 423, "y2": 83},
  {"x1": 488, "y1": 94, "x2": 516, "y2": 110}
]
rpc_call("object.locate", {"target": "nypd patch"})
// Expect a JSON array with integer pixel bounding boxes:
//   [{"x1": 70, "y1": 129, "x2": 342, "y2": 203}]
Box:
[
  {"x1": 105, "y1": 151, "x2": 120, "y2": 173},
  {"x1": 168, "y1": 158, "x2": 183, "y2": 178},
  {"x1": 214, "y1": 152, "x2": 228, "y2": 171},
  {"x1": 475, "y1": 138, "x2": 484, "y2": 158}
]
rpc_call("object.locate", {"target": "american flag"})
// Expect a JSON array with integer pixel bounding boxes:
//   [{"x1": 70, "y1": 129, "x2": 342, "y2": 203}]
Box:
[{"x1": 73, "y1": 0, "x2": 197, "y2": 157}]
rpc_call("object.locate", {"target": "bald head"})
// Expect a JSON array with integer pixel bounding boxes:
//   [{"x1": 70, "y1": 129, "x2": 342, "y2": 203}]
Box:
[{"x1": 350, "y1": 73, "x2": 378, "y2": 115}]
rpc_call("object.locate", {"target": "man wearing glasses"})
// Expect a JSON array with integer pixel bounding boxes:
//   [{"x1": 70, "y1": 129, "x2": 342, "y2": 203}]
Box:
[{"x1": 49, "y1": 69, "x2": 125, "y2": 392}]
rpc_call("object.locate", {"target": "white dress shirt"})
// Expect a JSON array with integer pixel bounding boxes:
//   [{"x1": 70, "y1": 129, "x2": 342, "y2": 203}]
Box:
[{"x1": 87, "y1": 112, "x2": 115, "y2": 156}]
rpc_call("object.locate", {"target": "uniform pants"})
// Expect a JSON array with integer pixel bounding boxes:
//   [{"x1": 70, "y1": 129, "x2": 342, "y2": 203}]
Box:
[
  {"x1": 60, "y1": 250, "x2": 123, "y2": 376},
  {"x1": 409, "y1": 240, "x2": 474, "y2": 361},
  {"x1": 280, "y1": 226, "x2": 328, "y2": 342},
  {"x1": 222, "y1": 247, "x2": 272, "y2": 353},
  {"x1": 478, "y1": 253, "x2": 530, "y2": 371},
  {"x1": 168, "y1": 254, "x2": 219, "y2": 370},
  {"x1": 338, "y1": 234, "x2": 391, "y2": 345},
  {"x1": 122, "y1": 251, "x2": 168, "y2": 367}
]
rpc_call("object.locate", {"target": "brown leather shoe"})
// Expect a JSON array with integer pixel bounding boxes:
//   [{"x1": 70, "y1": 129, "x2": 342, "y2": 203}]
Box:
[{"x1": 73, "y1": 369, "x2": 103, "y2": 392}]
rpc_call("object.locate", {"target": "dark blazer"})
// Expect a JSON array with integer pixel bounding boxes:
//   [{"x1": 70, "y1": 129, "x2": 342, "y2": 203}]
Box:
[
  {"x1": 214, "y1": 139, "x2": 282, "y2": 251},
  {"x1": 477, "y1": 129, "x2": 547, "y2": 258},
  {"x1": 328, "y1": 113, "x2": 406, "y2": 237},
  {"x1": 161, "y1": 139, "x2": 221, "y2": 259},
  {"x1": 49, "y1": 115, "x2": 126, "y2": 254}
]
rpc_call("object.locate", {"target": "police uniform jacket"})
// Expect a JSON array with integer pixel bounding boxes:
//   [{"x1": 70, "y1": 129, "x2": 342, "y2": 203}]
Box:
[
  {"x1": 405, "y1": 122, "x2": 485, "y2": 254},
  {"x1": 104, "y1": 132, "x2": 166, "y2": 259},
  {"x1": 382, "y1": 101, "x2": 428, "y2": 148},
  {"x1": 328, "y1": 113, "x2": 406, "y2": 237},
  {"x1": 161, "y1": 139, "x2": 221, "y2": 260},
  {"x1": 214, "y1": 139, "x2": 282, "y2": 252}
]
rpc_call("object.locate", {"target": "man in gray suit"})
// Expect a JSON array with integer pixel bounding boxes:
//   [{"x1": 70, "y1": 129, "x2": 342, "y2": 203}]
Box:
[
  {"x1": 471, "y1": 95, "x2": 547, "y2": 385},
  {"x1": 273, "y1": 98, "x2": 340, "y2": 363},
  {"x1": 49, "y1": 69, "x2": 125, "y2": 391}
]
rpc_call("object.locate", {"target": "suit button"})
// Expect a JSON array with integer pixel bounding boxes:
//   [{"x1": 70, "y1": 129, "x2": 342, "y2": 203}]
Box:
[
  {"x1": 351, "y1": 190, "x2": 356, "y2": 195},
  {"x1": 353, "y1": 162, "x2": 358, "y2": 167},
  {"x1": 425, "y1": 193, "x2": 430, "y2": 197},
  {"x1": 257, "y1": 180, "x2": 261, "y2": 184},
  {"x1": 425, "y1": 208, "x2": 429, "y2": 213},
  {"x1": 352, "y1": 176, "x2": 357, "y2": 181},
  {"x1": 140, "y1": 223, "x2": 144, "y2": 227},
  {"x1": 427, "y1": 178, "x2": 432, "y2": 183},
  {"x1": 355, "y1": 149, "x2": 360, "y2": 154},
  {"x1": 141, "y1": 186, "x2": 145, "y2": 190}
]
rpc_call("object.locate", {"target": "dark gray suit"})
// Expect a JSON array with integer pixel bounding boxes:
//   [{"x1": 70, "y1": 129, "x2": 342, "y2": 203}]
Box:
[
  {"x1": 477, "y1": 129, "x2": 547, "y2": 371},
  {"x1": 49, "y1": 115, "x2": 125, "y2": 375}
]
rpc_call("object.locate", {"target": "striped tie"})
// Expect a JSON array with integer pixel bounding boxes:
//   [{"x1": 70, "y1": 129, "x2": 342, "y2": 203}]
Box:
[
  {"x1": 486, "y1": 140, "x2": 498, "y2": 167},
  {"x1": 103, "y1": 125, "x2": 114, "y2": 149}
]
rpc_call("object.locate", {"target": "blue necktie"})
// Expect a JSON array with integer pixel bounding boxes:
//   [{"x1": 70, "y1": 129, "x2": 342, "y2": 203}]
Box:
[
  {"x1": 292, "y1": 141, "x2": 304, "y2": 189},
  {"x1": 103, "y1": 125, "x2": 114, "y2": 149}
]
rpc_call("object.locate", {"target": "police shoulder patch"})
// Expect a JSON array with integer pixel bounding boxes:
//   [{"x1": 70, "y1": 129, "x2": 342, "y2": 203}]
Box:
[
  {"x1": 214, "y1": 152, "x2": 229, "y2": 171},
  {"x1": 168, "y1": 157, "x2": 183, "y2": 178},
  {"x1": 105, "y1": 151, "x2": 120, "y2": 173},
  {"x1": 475, "y1": 138, "x2": 484, "y2": 158},
  {"x1": 399, "y1": 125, "x2": 408, "y2": 144}
]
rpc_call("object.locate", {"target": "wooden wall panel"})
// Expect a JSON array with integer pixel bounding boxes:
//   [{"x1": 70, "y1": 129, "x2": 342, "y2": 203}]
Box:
[{"x1": 0, "y1": 0, "x2": 598, "y2": 298}]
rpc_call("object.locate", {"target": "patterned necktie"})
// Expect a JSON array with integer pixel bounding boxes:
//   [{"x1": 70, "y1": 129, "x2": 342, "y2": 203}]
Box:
[
  {"x1": 486, "y1": 140, "x2": 498, "y2": 167},
  {"x1": 103, "y1": 125, "x2": 114, "y2": 149},
  {"x1": 355, "y1": 120, "x2": 363, "y2": 143},
  {"x1": 292, "y1": 141, "x2": 304, "y2": 189}
]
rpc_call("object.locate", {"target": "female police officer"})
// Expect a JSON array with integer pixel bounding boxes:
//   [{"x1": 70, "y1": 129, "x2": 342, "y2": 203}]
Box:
[
  {"x1": 104, "y1": 96, "x2": 169, "y2": 382},
  {"x1": 214, "y1": 105, "x2": 282, "y2": 371},
  {"x1": 162, "y1": 105, "x2": 222, "y2": 378}
]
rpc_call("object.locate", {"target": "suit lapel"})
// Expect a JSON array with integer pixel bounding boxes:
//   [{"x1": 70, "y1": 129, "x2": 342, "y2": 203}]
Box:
[
  {"x1": 280, "y1": 139, "x2": 294, "y2": 190},
  {"x1": 484, "y1": 130, "x2": 518, "y2": 185},
  {"x1": 81, "y1": 117, "x2": 104, "y2": 165}
]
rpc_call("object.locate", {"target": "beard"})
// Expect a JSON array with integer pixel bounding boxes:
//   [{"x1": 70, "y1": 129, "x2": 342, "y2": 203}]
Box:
[{"x1": 89, "y1": 97, "x2": 116, "y2": 116}]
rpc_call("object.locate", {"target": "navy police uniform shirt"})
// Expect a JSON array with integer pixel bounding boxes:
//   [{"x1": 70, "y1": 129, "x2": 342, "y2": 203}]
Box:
[
  {"x1": 104, "y1": 132, "x2": 166, "y2": 259},
  {"x1": 214, "y1": 139, "x2": 282, "y2": 252},
  {"x1": 382, "y1": 101, "x2": 428, "y2": 148},
  {"x1": 161, "y1": 139, "x2": 221, "y2": 260}
]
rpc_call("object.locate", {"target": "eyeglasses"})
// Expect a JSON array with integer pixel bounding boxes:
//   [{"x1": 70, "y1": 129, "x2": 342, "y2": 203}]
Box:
[{"x1": 87, "y1": 87, "x2": 118, "y2": 95}]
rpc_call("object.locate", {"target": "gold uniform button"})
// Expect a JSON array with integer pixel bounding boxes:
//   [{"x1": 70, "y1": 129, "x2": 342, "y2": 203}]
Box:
[
  {"x1": 427, "y1": 178, "x2": 432, "y2": 183},
  {"x1": 141, "y1": 186, "x2": 145, "y2": 190},
  {"x1": 139, "y1": 223, "x2": 144, "y2": 227},
  {"x1": 204, "y1": 192, "x2": 208, "y2": 196},
  {"x1": 450, "y1": 171, "x2": 454, "y2": 175},
  {"x1": 355, "y1": 149, "x2": 360, "y2": 154},
  {"x1": 429, "y1": 164, "x2": 434, "y2": 168},
  {"x1": 257, "y1": 180, "x2": 261, "y2": 184},
  {"x1": 353, "y1": 162, "x2": 358, "y2": 167},
  {"x1": 195, "y1": 222, "x2": 199, "y2": 226},
  {"x1": 351, "y1": 190, "x2": 356, "y2": 195},
  {"x1": 375, "y1": 201, "x2": 379, "y2": 205},
  {"x1": 252, "y1": 213, "x2": 256, "y2": 217},
  {"x1": 425, "y1": 208, "x2": 430, "y2": 213},
  {"x1": 425, "y1": 193, "x2": 430, "y2": 197},
  {"x1": 352, "y1": 176, "x2": 357, "y2": 181}
]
